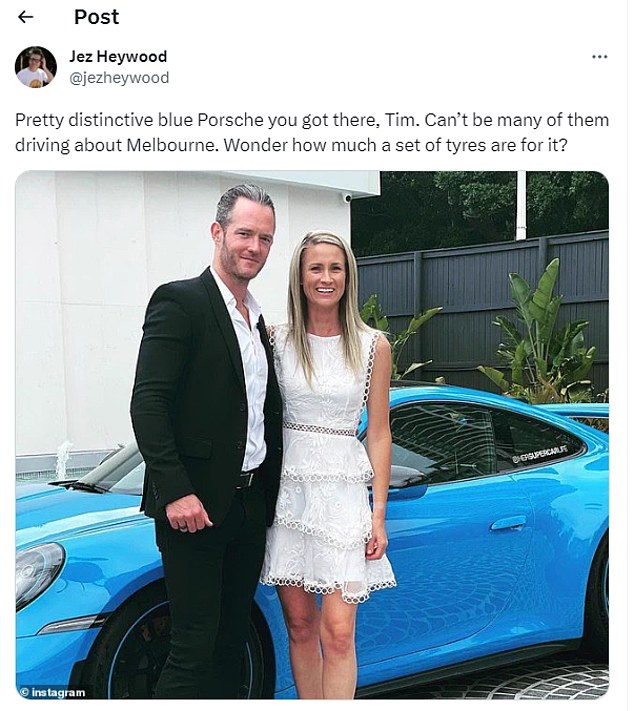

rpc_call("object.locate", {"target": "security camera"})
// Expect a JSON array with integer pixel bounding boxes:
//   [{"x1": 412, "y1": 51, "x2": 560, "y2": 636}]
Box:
[{"x1": 342, "y1": 193, "x2": 352, "y2": 204}]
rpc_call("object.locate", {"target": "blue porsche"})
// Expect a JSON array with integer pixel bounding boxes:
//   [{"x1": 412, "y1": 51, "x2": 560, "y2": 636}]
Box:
[{"x1": 16, "y1": 384, "x2": 608, "y2": 699}]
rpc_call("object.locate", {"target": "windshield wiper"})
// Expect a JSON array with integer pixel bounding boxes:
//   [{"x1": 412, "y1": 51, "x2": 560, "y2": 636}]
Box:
[{"x1": 66, "y1": 481, "x2": 108, "y2": 494}]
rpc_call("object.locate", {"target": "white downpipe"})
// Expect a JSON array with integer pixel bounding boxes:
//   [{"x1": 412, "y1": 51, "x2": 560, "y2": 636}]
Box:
[{"x1": 516, "y1": 170, "x2": 527, "y2": 240}]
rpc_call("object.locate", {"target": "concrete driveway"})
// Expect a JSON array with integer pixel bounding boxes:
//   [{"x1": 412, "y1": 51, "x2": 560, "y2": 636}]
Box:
[{"x1": 376, "y1": 654, "x2": 608, "y2": 699}]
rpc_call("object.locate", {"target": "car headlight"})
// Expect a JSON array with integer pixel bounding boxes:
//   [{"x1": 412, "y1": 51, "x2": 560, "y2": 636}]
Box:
[{"x1": 16, "y1": 543, "x2": 65, "y2": 611}]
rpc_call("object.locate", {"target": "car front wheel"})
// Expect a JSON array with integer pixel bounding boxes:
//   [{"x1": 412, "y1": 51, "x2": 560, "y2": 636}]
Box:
[{"x1": 80, "y1": 581, "x2": 272, "y2": 698}]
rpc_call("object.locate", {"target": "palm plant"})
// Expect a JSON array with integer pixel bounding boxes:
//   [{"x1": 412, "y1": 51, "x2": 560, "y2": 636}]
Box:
[
  {"x1": 360, "y1": 294, "x2": 442, "y2": 379},
  {"x1": 478, "y1": 258, "x2": 597, "y2": 403}
]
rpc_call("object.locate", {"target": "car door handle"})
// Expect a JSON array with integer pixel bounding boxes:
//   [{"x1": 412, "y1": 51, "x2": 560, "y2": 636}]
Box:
[{"x1": 490, "y1": 515, "x2": 527, "y2": 532}]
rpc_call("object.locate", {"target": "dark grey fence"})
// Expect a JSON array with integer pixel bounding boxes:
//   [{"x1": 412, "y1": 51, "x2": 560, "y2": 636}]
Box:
[{"x1": 357, "y1": 231, "x2": 608, "y2": 394}]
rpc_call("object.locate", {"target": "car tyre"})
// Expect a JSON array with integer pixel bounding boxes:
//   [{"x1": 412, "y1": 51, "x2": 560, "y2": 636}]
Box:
[
  {"x1": 80, "y1": 581, "x2": 272, "y2": 698},
  {"x1": 579, "y1": 533, "x2": 608, "y2": 662}
]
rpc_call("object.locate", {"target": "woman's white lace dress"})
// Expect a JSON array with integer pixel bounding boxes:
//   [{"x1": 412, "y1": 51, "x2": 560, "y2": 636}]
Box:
[{"x1": 260, "y1": 325, "x2": 396, "y2": 604}]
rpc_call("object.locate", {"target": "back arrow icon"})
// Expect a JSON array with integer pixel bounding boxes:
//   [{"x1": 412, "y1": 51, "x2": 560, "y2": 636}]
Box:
[{"x1": 19, "y1": 11, "x2": 34, "y2": 23}]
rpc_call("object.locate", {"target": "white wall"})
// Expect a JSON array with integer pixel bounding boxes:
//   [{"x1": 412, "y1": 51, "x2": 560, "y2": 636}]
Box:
[{"x1": 16, "y1": 171, "x2": 377, "y2": 455}]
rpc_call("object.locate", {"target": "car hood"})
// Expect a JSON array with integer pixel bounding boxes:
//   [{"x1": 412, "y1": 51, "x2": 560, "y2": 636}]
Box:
[{"x1": 16, "y1": 482, "x2": 146, "y2": 550}]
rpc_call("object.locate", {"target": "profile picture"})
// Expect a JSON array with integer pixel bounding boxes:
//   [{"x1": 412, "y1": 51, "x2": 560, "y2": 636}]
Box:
[{"x1": 15, "y1": 46, "x2": 56, "y2": 88}]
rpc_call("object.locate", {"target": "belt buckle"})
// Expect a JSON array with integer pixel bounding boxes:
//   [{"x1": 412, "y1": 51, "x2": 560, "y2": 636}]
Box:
[{"x1": 237, "y1": 470, "x2": 255, "y2": 490}]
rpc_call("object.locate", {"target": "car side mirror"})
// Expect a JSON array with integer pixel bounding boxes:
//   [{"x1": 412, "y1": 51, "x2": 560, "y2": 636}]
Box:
[
  {"x1": 367, "y1": 465, "x2": 429, "y2": 503},
  {"x1": 389, "y1": 465, "x2": 429, "y2": 489}
]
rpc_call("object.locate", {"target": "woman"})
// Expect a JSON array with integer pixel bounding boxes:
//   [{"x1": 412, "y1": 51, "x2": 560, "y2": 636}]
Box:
[{"x1": 260, "y1": 230, "x2": 395, "y2": 699}]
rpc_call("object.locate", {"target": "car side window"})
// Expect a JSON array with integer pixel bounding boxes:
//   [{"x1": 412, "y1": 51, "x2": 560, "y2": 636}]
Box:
[
  {"x1": 389, "y1": 402, "x2": 497, "y2": 485},
  {"x1": 491, "y1": 409, "x2": 585, "y2": 472}
]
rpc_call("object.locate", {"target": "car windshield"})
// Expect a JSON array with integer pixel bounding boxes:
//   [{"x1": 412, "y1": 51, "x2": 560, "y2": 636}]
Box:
[{"x1": 77, "y1": 443, "x2": 144, "y2": 495}]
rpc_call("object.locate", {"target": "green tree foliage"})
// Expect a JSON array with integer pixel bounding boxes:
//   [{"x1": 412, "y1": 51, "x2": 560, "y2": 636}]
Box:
[
  {"x1": 478, "y1": 258, "x2": 597, "y2": 403},
  {"x1": 352, "y1": 171, "x2": 608, "y2": 256},
  {"x1": 360, "y1": 294, "x2": 442, "y2": 379}
]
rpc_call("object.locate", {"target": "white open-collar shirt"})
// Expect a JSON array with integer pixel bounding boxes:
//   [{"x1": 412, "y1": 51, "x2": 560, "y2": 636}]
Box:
[{"x1": 209, "y1": 266, "x2": 268, "y2": 471}]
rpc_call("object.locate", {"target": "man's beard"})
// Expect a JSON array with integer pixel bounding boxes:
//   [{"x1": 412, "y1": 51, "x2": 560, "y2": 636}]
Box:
[{"x1": 219, "y1": 241, "x2": 261, "y2": 283}]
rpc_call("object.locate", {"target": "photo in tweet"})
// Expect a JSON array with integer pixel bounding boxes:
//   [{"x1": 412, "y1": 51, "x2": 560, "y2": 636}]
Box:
[{"x1": 15, "y1": 170, "x2": 608, "y2": 700}]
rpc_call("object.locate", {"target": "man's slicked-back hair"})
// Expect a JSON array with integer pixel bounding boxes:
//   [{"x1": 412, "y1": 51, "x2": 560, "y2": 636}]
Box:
[{"x1": 215, "y1": 184, "x2": 275, "y2": 230}]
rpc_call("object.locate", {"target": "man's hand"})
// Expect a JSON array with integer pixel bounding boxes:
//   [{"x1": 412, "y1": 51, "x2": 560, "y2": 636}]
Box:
[
  {"x1": 39, "y1": 55, "x2": 54, "y2": 83},
  {"x1": 165, "y1": 494, "x2": 214, "y2": 533}
]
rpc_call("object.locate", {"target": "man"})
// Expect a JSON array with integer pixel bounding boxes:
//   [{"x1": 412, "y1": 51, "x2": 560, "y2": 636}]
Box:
[
  {"x1": 130, "y1": 184, "x2": 282, "y2": 698},
  {"x1": 17, "y1": 48, "x2": 54, "y2": 87}
]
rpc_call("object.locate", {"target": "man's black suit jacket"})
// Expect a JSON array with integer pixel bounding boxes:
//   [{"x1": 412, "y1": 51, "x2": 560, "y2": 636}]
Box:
[{"x1": 130, "y1": 268, "x2": 283, "y2": 526}]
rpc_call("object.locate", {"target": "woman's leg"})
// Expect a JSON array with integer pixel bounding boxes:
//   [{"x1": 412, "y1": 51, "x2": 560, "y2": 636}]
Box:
[
  {"x1": 277, "y1": 586, "x2": 323, "y2": 699},
  {"x1": 320, "y1": 590, "x2": 358, "y2": 699}
]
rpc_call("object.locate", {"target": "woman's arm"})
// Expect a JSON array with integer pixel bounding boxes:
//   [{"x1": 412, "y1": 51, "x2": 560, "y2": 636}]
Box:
[{"x1": 364, "y1": 333, "x2": 392, "y2": 560}]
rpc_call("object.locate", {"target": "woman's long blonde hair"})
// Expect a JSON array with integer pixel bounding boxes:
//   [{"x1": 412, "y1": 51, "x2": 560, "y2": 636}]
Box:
[{"x1": 287, "y1": 230, "x2": 371, "y2": 383}]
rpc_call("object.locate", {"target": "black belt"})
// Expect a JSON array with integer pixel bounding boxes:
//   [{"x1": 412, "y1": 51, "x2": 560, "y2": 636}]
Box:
[{"x1": 236, "y1": 468, "x2": 259, "y2": 490}]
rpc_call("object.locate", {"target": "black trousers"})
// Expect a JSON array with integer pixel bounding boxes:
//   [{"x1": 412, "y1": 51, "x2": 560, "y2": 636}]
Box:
[{"x1": 153, "y1": 478, "x2": 267, "y2": 699}]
